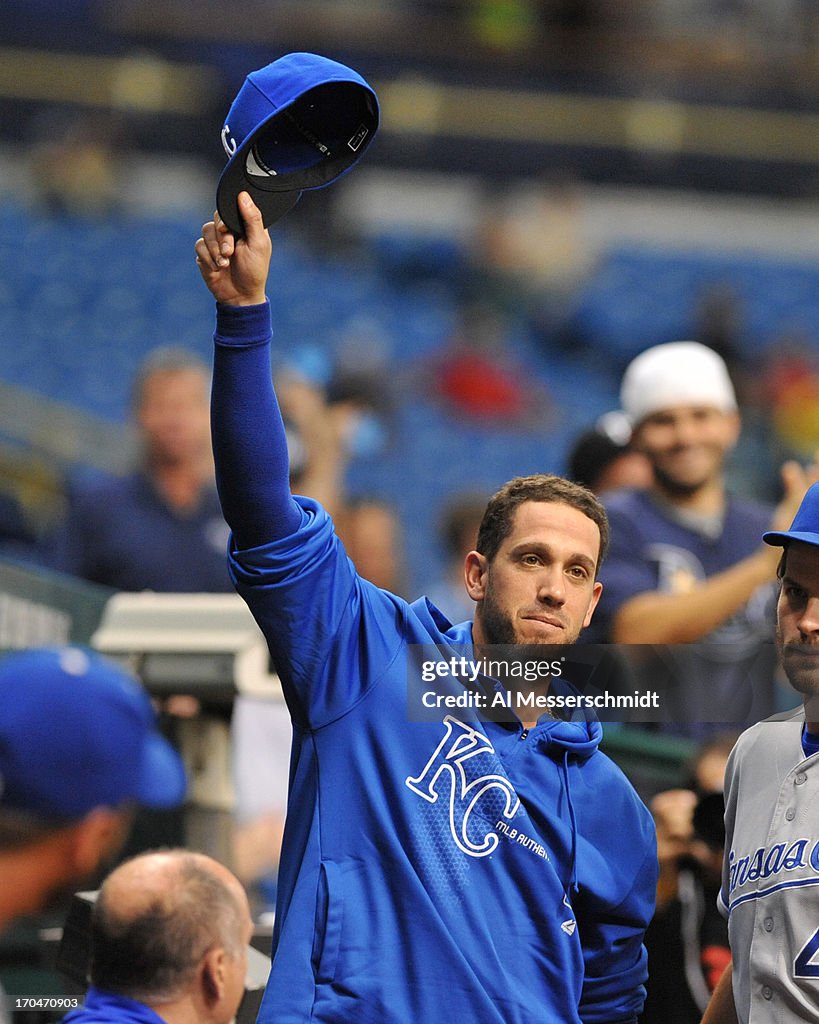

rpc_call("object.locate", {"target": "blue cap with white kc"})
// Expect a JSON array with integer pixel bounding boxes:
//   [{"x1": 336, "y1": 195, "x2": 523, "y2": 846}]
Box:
[
  {"x1": 764, "y1": 482, "x2": 819, "y2": 549},
  {"x1": 0, "y1": 646, "x2": 186, "y2": 819},
  {"x1": 217, "y1": 52, "x2": 379, "y2": 234}
]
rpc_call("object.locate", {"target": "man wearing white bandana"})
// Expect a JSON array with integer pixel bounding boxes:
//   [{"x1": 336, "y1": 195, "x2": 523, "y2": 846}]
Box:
[{"x1": 584, "y1": 341, "x2": 819, "y2": 734}]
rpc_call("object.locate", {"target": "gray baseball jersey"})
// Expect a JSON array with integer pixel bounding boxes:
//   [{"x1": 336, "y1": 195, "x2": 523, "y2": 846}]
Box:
[{"x1": 719, "y1": 706, "x2": 819, "y2": 1022}]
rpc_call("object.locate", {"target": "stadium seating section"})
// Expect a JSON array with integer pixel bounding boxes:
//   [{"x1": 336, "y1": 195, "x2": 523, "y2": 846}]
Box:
[{"x1": 4, "y1": 199, "x2": 817, "y2": 590}]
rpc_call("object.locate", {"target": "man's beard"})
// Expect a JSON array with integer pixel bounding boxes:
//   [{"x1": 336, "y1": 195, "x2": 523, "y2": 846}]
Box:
[
  {"x1": 479, "y1": 582, "x2": 580, "y2": 650},
  {"x1": 776, "y1": 625, "x2": 819, "y2": 700},
  {"x1": 479, "y1": 585, "x2": 518, "y2": 647}
]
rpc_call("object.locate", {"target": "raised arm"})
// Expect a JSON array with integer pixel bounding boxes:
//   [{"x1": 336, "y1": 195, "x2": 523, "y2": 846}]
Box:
[
  {"x1": 612, "y1": 460, "x2": 819, "y2": 644},
  {"x1": 610, "y1": 547, "x2": 776, "y2": 644},
  {"x1": 195, "y1": 191, "x2": 302, "y2": 548}
]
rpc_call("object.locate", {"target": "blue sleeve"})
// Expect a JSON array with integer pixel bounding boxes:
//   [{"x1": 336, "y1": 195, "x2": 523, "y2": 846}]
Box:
[
  {"x1": 227, "y1": 499, "x2": 406, "y2": 728},
  {"x1": 213, "y1": 303, "x2": 406, "y2": 727},
  {"x1": 211, "y1": 301, "x2": 302, "y2": 549}
]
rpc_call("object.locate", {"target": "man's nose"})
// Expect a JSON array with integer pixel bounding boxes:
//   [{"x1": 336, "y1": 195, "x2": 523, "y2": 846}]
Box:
[
  {"x1": 536, "y1": 567, "x2": 565, "y2": 605},
  {"x1": 798, "y1": 595, "x2": 819, "y2": 637},
  {"x1": 670, "y1": 416, "x2": 698, "y2": 445}
]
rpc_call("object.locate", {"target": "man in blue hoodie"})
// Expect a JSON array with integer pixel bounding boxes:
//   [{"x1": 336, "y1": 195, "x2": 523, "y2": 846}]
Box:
[{"x1": 195, "y1": 192, "x2": 657, "y2": 1024}]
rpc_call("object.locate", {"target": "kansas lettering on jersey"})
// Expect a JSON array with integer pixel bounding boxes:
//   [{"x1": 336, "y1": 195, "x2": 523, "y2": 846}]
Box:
[{"x1": 727, "y1": 837, "x2": 819, "y2": 909}]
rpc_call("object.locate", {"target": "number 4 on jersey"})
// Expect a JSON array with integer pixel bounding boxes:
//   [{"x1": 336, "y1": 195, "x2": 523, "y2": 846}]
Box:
[{"x1": 794, "y1": 927, "x2": 819, "y2": 978}]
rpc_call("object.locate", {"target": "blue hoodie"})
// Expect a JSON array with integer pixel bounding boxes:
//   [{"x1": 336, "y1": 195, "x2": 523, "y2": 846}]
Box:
[
  {"x1": 62, "y1": 989, "x2": 166, "y2": 1024},
  {"x1": 211, "y1": 303, "x2": 657, "y2": 1024}
]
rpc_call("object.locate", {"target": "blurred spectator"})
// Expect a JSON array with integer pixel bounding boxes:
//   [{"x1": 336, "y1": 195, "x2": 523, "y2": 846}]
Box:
[
  {"x1": 230, "y1": 694, "x2": 290, "y2": 916},
  {"x1": 641, "y1": 733, "x2": 738, "y2": 1024},
  {"x1": 326, "y1": 318, "x2": 394, "y2": 463},
  {"x1": 277, "y1": 372, "x2": 406, "y2": 592},
  {"x1": 691, "y1": 283, "x2": 781, "y2": 499},
  {"x1": 46, "y1": 348, "x2": 234, "y2": 865},
  {"x1": 424, "y1": 492, "x2": 488, "y2": 623},
  {"x1": 0, "y1": 646, "x2": 185, "y2": 938},
  {"x1": 427, "y1": 300, "x2": 554, "y2": 427},
  {"x1": 567, "y1": 411, "x2": 653, "y2": 495},
  {"x1": 586, "y1": 341, "x2": 818, "y2": 733},
  {"x1": 278, "y1": 358, "x2": 393, "y2": 507},
  {"x1": 694, "y1": 285, "x2": 743, "y2": 375},
  {"x1": 475, "y1": 174, "x2": 595, "y2": 342},
  {"x1": 62, "y1": 850, "x2": 252, "y2": 1024},
  {"x1": 48, "y1": 347, "x2": 231, "y2": 593},
  {"x1": 27, "y1": 109, "x2": 122, "y2": 218},
  {"x1": 277, "y1": 371, "x2": 348, "y2": 519},
  {"x1": 337, "y1": 497, "x2": 408, "y2": 596}
]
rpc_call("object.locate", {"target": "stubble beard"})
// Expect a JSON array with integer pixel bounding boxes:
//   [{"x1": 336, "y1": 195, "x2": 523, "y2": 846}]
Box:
[
  {"x1": 776, "y1": 624, "x2": 819, "y2": 709},
  {"x1": 479, "y1": 588, "x2": 519, "y2": 647},
  {"x1": 478, "y1": 582, "x2": 580, "y2": 652}
]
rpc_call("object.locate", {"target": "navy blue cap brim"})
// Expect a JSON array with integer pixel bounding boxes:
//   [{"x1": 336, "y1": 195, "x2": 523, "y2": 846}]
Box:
[
  {"x1": 217, "y1": 174, "x2": 301, "y2": 235},
  {"x1": 137, "y1": 732, "x2": 187, "y2": 809},
  {"x1": 763, "y1": 530, "x2": 819, "y2": 548}
]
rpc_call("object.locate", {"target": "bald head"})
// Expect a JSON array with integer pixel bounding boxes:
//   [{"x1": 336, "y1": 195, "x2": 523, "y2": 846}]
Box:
[
  {"x1": 100, "y1": 849, "x2": 245, "y2": 922},
  {"x1": 91, "y1": 850, "x2": 250, "y2": 1004}
]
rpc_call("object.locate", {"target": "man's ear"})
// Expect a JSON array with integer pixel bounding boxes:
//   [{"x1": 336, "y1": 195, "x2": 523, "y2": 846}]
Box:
[
  {"x1": 67, "y1": 806, "x2": 131, "y2": 877},
  {"x1": 464, "y1": 550, "x2": 488, "y2": 602},
  {"x1": 200, "y1": 947, "x2": 226, "y2": 1006},
  {"x1": 583, "y1": 581, "x2": 604, "y2": 629}
]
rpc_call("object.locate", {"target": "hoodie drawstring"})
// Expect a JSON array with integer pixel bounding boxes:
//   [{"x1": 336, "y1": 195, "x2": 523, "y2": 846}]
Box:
[{"x1": 560, "y1": 750, "x2": 580, "y2": 896}]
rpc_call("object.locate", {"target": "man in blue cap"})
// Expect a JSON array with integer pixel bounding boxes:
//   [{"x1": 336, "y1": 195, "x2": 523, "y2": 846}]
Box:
[
  {"x1": 703, "y1": 482, "x2": 819, "y2": 1023},
  {"x1": 0, "y1": 646, "x2": 186, "y2": 936}
]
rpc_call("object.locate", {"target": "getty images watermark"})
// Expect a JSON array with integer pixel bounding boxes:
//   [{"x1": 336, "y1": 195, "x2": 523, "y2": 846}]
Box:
[
  {"x1": 407, "y1": 643, "x2": 784, "y2": 725},
  {"x1": 418, "y1": 653, "x2": 659, "y2": 718}
]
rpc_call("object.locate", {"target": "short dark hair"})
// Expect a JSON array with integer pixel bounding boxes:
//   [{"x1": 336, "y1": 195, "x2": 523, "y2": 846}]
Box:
[
  {"x1": 567, "y1": 429, "x2": 628, "y2": 492},
  {"x1": 476, "y1": 474, "x2": 609, "y2": 572},
  {"x1": 90, "y1": 851, "x2": 244, "y2": 1002}
]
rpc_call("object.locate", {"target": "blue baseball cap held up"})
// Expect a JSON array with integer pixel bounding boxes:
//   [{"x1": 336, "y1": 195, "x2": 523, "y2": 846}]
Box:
[
  {"x1": 217, "y1": 52, "x2": 379, "y2": 234},
  {"x1": 764, "y1": 482, "x2": 819, "y2": 549},
  {"x1": 0, "y1": 646, "x2": 186, "y2": 820}
]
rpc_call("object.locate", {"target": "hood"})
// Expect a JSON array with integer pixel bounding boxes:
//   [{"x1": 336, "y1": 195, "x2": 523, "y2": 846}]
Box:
[
  {"x1": 410, "y1": 595, "x2": 463, "y2": 640},
  {"x1": 536, "y1": 715, "x2": 602, "y2": 761}
]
